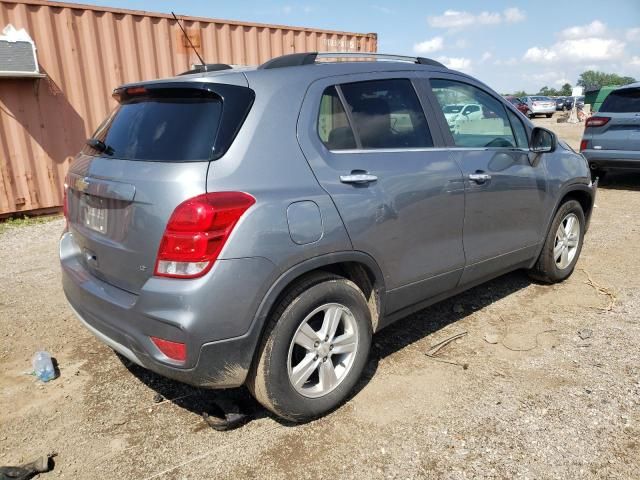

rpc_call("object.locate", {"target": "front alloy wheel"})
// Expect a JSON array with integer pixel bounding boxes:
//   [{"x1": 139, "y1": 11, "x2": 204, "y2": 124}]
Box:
[{"x1": 554, "y1": 213, "x2": 580, "y2": 269}]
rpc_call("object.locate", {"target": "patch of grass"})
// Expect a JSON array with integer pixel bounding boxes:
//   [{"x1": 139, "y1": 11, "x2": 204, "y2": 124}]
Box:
[{"x1": 0, "y1": 214, "x2": 62, "y2": 235}]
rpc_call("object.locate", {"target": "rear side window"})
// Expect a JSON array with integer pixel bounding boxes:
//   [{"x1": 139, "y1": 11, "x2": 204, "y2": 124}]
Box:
[
  {"x1": 318, "y1": 87, "x2": 356, "y2": 150},
  {"x1": 84, "y1": 85, "x2": 253, "y2": 162},
  {"x1": 430, "y1": 79, "x2": 517, "y2": 148},
  {"x1": 318, "y1": 79, "x2": 433, "y2": 150},
  {"x1": 599, "y1": 88, "x2": 640, "y2": 113}
]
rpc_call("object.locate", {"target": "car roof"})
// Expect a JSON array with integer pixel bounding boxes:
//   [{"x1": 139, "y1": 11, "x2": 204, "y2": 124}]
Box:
[{"x1": 614, "y1": 81, "x2": 640, "y2": 91}]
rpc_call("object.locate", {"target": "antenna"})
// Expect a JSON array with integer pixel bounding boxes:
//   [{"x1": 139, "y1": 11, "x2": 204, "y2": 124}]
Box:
[{"x1": 171, "y1": 11, "x2": 205, "y2": 66}]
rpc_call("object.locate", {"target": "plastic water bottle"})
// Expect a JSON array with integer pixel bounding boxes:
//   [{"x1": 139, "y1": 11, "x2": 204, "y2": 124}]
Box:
[{"x1": 32, "y1": 351, "x2": 55, "y2": 382}]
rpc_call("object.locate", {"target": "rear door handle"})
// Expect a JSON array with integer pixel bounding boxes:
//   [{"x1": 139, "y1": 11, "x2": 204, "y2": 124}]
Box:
[
  {"x1": 468, "y1": 173, "x2": 491, "y2": 184},
  {"x1": 340, "y1": 173, "x2": 378, "y2": 185}
]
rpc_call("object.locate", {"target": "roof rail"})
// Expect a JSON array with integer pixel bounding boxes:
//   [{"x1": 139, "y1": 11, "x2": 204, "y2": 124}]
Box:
[
  {"x1": 258, "y1": 52, "x2": 446, "y2": 69},
  {"x1": 178, "y1": 64, "x2": 233, "y2": 75}
]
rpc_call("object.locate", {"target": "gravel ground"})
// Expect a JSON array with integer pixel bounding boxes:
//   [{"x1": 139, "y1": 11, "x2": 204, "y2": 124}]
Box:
[{"x1": 1, "y1": 118, "x2": 639, "y2": 479}]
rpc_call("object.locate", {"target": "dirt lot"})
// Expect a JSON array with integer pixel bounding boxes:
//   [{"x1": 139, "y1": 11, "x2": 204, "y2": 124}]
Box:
[{"x1": 1, "y1": 118, "x2": 639, "y2": 479}]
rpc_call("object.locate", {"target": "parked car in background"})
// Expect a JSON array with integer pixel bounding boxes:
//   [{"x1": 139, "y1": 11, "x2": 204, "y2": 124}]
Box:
[
  {"x1": 442, "y1": 103, "x2": 482, "y2": 132},
  {"x1": 522, "y1": 96, "x2": 555, "y2": 118},
  {"x1": 581, "y1": 82, "x2": 640, "y2": 179},
  {"x1": 60, "y1": 51, "x2": 596, "y2": 422},
  {"x1": 505, "y1": 96, "x2": 530, "y2": 116},
  {"x1": 555, "y1": 97, "x2": 567, "y2": 111}
]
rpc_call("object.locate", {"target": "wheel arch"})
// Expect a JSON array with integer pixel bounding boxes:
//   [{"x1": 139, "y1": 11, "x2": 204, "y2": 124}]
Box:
[{"x1": 246, "y1": 252, "x2": 386, "y2": 373}]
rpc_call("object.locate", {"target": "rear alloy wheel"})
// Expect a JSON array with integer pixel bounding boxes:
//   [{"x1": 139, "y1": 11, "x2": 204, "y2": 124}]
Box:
[
  {"x1": 248, "y1": 272, "x2": 372, "y2": 422},
  {"x1": 287, "y1": 303, "x2": 358, "y2": 398},
  {"x1": 529, "y1": 199, "x2": 585, "y2": 283}
]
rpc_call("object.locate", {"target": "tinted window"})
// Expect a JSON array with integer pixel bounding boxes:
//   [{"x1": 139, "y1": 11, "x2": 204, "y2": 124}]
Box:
[
  {"x1": 507, "y1": 109, "x2": 529, "y2": 148},
  {"x1": 600, "y1": 88, "x2": 640, "y2": 113},
  {"x1": 85, "y1": 90, "x2": 222, "y2": 161},
  {"x1": 318, "y1": 86, "x2": 356, "y2": 150},
  {"x1": 340, "y1": 79, "x2": 433, "y2": 149},
  {"x1": 431, "y1": 79, "x2": 517, "y2": 148},
  {"x1": 531, "y1": 96, "x2": 551, "y2": 102}
]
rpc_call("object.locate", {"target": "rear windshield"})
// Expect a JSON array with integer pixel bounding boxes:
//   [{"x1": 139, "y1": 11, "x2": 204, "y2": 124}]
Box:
[
  {"x1": 531, "y1": 96, "x2": 551, "y2": 101},
  {"x1": 600, "y1": 88, "x2": 640, "y2": 113},
  {"x1": 83, "y1": 84, "x2": 254, "y2": 162}
]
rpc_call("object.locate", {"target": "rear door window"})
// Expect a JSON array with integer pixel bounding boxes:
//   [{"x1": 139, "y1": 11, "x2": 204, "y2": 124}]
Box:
[
  {"x1": 430, "y1": 79, "x2": 517, "y2": 148},
  {"x1": 339, "y1": 79, "x2": 433, "y2": 149},
  {"x1": 599, "y1": 88, "x2": 640, "y2": 113}
]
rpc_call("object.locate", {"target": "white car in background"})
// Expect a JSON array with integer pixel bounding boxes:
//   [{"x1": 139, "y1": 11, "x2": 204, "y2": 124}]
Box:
[
  {"x1": 522, "y1": 96, "x2": 555, "y2": 118},
  {"x1": 442, "y1": 103, "x2": 482, "y2": 131}
]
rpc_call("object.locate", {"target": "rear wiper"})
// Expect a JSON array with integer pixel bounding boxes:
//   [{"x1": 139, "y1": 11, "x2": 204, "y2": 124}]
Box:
[{"x1": 86, "y1": 138, "x2": 114, "y2": 156}]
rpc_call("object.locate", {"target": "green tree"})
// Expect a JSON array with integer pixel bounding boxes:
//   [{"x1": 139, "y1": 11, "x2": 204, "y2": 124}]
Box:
[
  {"x1": 559, "y1": 83, "x2": 572, "y2": 96},
  {"x1": 512, "y1": 90, "x2": 528, "y2": 98},
  {"x1": 577, "y1": 70, "x2": 636, "y2": 90}
]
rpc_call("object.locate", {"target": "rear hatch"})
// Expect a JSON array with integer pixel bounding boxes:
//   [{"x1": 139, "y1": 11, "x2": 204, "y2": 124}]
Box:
[
  {"x1": 587, "y1": 86, "x2": 640, "y2": 151},
  {"x1": 65, "y1": 81, "x2": 254, "y2": 294}
]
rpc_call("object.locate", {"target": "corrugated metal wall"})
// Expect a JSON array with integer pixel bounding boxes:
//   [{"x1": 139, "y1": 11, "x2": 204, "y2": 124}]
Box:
[{"x1": 0, "y1": 0, "x2": 377, "y2": 215}]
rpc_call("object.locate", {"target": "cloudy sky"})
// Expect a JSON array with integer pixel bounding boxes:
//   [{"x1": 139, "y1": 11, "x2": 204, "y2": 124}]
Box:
[{"x1": 82, "y1": 0, "x2": 640, "y2": 93}]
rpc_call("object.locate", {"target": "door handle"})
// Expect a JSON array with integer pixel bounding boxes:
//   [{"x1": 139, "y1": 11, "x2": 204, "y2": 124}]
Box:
[
  {"x1": 468, "y1": 173, "x2": 491, "y2": 184},
  {"x1": 340, "y1": 173, "x2": 378, "y2": 185}
]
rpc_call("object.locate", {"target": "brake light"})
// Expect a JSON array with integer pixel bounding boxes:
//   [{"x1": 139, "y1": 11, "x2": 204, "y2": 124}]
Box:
[
  {"x1": 585, "y1": 116, "x2": 610, "y2": 128},
  {"x1": 126, "y1": 86, "x2": 147, "y2": 96},
  {"x1": 154, "y1": 192, "x2": 255, "y2": 278},
  {"x1": 150, "y1": 336, "x2": 186, "y2": 362},
  {"x1": 580, "y1": 139, "x2": 588, "y2": 152}
]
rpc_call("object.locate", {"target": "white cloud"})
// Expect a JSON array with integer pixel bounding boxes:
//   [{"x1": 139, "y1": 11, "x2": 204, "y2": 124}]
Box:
[
  {"x1": 631, "y1": 56, "x2": 640, "y2": 66},
  {"x1": 413, "y1": 36, "x2": 444, "y2": 54},
  {"x1": 504, "y1": 7, "x2": 526, "y2": 23},
  {"x1": 523, "y1": 37, "x2": 626, "y2": 63},
  {"x1": 427, "y1": 7, "x2": 525, "y2": 29},
  {"x1": 480, "y1": 51, "x2": 492, "y2": 62},
  {"x1": 560, "y1": 20, "x2": 607, "y2": 39},
  {"x1": 454, "y1": 38, "x2": 468, "y2": 49},
  {"x1": 437, "y1": 56, "x2": 472, "y2": 72},
  {"x1": 627, "y1": 28, "x2": 640, "y2": 42}
]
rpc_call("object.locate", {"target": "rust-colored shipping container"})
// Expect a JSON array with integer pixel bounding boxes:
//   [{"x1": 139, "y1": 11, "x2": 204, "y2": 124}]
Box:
[{"x1": 0, "y1": 0, "x2": 377, "y2": 215}]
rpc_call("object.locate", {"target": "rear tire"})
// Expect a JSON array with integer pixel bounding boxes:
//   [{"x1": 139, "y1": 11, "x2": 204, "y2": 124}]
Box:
[
  {"x1": 247, "y1": 272, "x2": 372, "y2": 422},
  {"x1": 528, "y1": 200, "x2": 585, "y2": 283},
  {"x1": 528, "y1": 111, "x2": 534, "y2": 119},
  {"x1": 546, "y1": 113, "x2": 553, "y2": 118}
]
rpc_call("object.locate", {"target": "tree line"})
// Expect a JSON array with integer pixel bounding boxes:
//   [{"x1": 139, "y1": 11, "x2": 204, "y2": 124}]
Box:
[{"x1": 508, "y1": 70, "x2": 636, "y2": 97}]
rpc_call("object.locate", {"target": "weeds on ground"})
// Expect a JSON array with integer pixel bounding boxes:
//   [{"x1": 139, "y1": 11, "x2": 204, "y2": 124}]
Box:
[{"x1": 0, "y1": 214, "x2": 61, "y2": 235}]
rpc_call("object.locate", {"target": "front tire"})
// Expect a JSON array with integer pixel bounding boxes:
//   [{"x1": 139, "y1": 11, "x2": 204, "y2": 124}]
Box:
[
  {"x1": 528, "y1": 200, "x2": 585, "y2": 283},
  {"x1": 248, "y1": 272, "x2": 372, "y2": 422}
]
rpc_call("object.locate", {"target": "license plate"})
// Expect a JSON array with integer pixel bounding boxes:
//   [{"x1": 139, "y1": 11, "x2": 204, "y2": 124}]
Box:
[{"x1": 84, "y1": 205, "x2": 108, "y2": 233}]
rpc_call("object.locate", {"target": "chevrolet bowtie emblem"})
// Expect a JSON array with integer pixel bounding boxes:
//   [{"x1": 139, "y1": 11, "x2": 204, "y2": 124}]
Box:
[{"x1": 75, "y1": 177, "x2": 90, "y2": 192}]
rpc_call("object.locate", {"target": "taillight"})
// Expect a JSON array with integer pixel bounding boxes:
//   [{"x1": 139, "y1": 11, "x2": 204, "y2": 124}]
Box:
[
  {"x1": 585, "y1": 116, "x2": 610, "y2": 128},
  {"x1": 150, "y1": 336, "x2": 186, "y2": 362},
  {"x1": 154, "y1": 192, "x2": 255, "y2": 278},
  {"x1": 580, "y1": 139, "x2": 588, "y2": 152}
]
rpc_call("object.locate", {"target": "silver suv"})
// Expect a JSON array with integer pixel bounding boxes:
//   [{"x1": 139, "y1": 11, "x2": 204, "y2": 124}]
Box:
[
  {"x1": 581, "y1": 82, "x2": 640, "y2": 179},
  {"x1": 61, "y1": 52, "x2": 597, "y2": 421}
]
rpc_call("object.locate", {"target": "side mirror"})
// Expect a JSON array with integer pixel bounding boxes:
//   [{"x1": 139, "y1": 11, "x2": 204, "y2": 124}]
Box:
[{"x1": 530, "y1": 126, "x2": 556, "y2": 153}]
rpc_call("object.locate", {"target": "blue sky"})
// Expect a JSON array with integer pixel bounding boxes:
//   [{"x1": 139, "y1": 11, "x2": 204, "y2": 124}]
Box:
[{"x1": 81, "y1": 0, "x2": 640, "y2": 93}]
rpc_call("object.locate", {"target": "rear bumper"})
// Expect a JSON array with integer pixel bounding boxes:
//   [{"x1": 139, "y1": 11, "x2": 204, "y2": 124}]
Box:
[
  {"x1": 60, "y1": 231, "x2": 276, "y2": 388},
  {"x1": 530, "y1": 107, "x2": 555, "y2": 114},
  {"x1": 582, "y1": 149, "x2": 640, "y2": 170}
]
